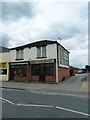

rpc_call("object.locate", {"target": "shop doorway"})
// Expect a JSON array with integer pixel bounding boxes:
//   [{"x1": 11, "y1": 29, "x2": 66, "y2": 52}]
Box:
[
  {"x1": 39, "y1": 64, "x2": 45, "y2": 82},
  {"x1": 10, "y1": 67, "x2": 15, "y2": 80}
]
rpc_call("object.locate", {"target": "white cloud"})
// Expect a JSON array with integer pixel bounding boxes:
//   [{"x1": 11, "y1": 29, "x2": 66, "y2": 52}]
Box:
[
  {"x1": 1, "y1": 1, "x2": 88, "y2": 68},
  {"x1": 69, "y1": 48, "x2": 88, "y2": 68}
]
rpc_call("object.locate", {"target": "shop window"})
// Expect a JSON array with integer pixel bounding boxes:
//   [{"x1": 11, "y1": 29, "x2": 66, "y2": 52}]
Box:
[
  {"x1": 46, "y1": 64, "x2": 54, "y2": 75},
  {"x1": 15, "y1": 65, "x2": 26, "y2": 76},
  {"x1": 32, "y1": 64, "x2": 40, "y2": 75},
  {"x1": 0, "y1": 69, "x2": 7, "y2": 75}
]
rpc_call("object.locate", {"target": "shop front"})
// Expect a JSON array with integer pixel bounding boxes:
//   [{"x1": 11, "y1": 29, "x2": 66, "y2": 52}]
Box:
[
  {"x1": 0, "y1": 62, "x2": 8, "y2": 81},
  {"x1": 31, "y1": 59, "x2": 56, "y2": 83},
  {"x1": 9, "y1": 59, "x2": 56, "y2": 83},
  {"x1": 9, "y1": 61, "x2": 30, "y2": 82}
]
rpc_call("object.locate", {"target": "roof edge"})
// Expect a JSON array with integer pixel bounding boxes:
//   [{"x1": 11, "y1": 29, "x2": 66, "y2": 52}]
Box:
[{"x1": 9, "y1": 39, "x2": 70, "y2": 53}]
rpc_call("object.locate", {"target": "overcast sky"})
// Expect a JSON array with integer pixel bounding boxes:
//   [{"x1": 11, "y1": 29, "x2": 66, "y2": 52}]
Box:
[{"x1": 0, "y1": 1, "x2": 88, "y2": 68}]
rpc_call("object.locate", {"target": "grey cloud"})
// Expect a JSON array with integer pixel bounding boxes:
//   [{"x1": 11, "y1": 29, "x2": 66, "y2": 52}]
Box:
[
  {"x1": 0, "y1": 33, "x2": 10, "y2": 47},
  {"x1": 36, "y1": 24, "x2": 82, "y2": 41},
  {"x1": 0, "y1": 3, "x2": 2, "y2": 21},
  {"x1": 41, "y1": 23, "x2": 84, "y2": 41},
  {"x1": 2, "y1": 2, "x2": 37, "y2": 21},
  {"x1": 34, "y1": 22, "x2": 87, "y2": 52},
  {"x1": 64, "y1": 39, "x2": 87, "y2": 51}
]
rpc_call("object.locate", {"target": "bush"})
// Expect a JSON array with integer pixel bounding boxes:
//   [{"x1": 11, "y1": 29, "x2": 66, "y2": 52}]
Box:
[
  {"x1": 70, "y1": 70, "x2": 75, "y2": 76},
  {"x1": 62, "y1": 76, "x2": 66, "y2": 81}
]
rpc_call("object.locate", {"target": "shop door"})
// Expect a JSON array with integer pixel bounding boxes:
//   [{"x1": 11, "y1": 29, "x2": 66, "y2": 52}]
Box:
[
  {"x1": 39, "y1": 64, "x2": 45, "y2": 82},
  {"x1": 10, "y1": 67, "x2": 15, "y2": 80}
]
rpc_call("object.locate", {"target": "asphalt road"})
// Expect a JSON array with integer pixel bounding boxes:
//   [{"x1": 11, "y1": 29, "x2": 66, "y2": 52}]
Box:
[{"x1": 1, "y1": 88, "x2": 89, "y2": 118}]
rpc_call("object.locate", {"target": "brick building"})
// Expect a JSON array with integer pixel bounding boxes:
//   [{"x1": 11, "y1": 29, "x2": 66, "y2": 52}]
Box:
[{"x1": 9, "y1": 40, "x2": 70, "y2": 83}]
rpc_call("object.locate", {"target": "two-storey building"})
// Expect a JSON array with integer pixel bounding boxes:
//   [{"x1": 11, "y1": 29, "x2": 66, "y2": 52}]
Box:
[
  {"x1": 9, "y1": 40, "x2": 70, "y2": 83},
  {"x1": 0, "y1": 46, "x2": 9, "y2": 81}
]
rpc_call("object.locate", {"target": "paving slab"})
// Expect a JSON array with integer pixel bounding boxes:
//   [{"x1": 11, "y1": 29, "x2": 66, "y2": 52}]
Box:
[{"x1": 0, "y1": 74, "x2": 89, "y2": 97}]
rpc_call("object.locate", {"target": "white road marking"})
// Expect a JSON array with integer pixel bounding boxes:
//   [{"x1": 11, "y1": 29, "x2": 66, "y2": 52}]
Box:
[
  {"x1": 1, "y1": 88, "x2": 88, "y2": 98},
  {"x1": 0, "y1": 97, "x2": 15, "y2": 105},
  {"x1": 0, "y1": 96, "x2": 89, "y2": 117},
  {"x1": 17, "y1": 103, "x2": 53, "y2": 108},
  {"x1": 30, "y1": 91, "x2": 40, "y2": 94},
  {"x1": 30, "y1": 91, "x2": 88, "y2": 98},
  {"x1": 56, "y1": 106, "x2": 90, "y2": 117},
  {"x1": 1, "y1": 87, "x2": 24, "y2": 92}
]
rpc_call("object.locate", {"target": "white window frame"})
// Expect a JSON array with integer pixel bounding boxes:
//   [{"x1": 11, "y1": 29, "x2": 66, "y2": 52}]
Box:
[
  {"x1": 37, "y1": 47, "x2": 41, "y2": 58},
  {"x1": 37, "y1": 46, "x2": 47, "y2": 58},
  {"x1": 42, "y1": 46, "x2": 46, "y2": 57}
]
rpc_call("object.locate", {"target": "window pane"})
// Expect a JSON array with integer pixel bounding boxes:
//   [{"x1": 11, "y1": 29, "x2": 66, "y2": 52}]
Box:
[
  {"x1": 46, "y1": 64, "x2": 54, "y2": 75},
  {"x1": 37, "y1": 47, "x2": 41, "y2": 57},
  {"x1": 20, "y1": 50, "x2": 23, "y2": 59},
  {"x1": 15, "y1": 65, "x2": 26, "y2": 76},
  {"x1": 32, "y1": 64, "x2": 40, "y2": 75},
  {"x1": 0, "y1": 69, "x2": 7, "y2": 75},
  {"x1": 42, "y1": 46, "x2": 46, "y2": 57},
  {"x1": 16, "y1": 50, "x2": 19, "y2": 59}
]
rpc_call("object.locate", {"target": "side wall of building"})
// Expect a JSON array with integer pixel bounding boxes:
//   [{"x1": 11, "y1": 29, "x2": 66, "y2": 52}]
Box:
[
  {"x1": 58, "y1": 45, "x2": 70, "y2": 81},
  {"x1": 58, "y1": 67, "x2": 70, "y2": 81}
]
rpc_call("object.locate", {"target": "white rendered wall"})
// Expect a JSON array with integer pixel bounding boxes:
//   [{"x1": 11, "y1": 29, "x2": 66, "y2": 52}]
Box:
[
  {"x1": 0, "y1": 52, "x2": 9, "y2": 81},
  {"x1": 10, "y1": 50, "x2": 16, "y2": 62},
  {"x1": 10, "y1": 43, "x2": 57, "y2": 62}
]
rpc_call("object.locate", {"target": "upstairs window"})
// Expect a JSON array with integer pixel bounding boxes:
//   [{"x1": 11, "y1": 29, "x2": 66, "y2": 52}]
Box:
[
  {"x1": 37, "y1": 46, "x2": 46, "y2": 58},
  {"x1": 42, "y1": 46, "x2": 46, "y2": 57},
  {"x1": 16, "y1": 49, "x2": 24, "y2": 60},
  {"x1": 37, "y1": 47, "x2": 41, "y2": 58}
]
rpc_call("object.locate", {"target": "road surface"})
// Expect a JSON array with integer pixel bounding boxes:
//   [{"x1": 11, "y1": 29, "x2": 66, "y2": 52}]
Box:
[{"x1": 1, "y1": 87, "x2": 89, "y2": 118}]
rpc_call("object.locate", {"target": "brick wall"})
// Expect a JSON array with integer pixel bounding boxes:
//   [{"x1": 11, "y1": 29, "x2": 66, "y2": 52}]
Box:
[
  {"x1": 58, "y1": 67, "x2": 70, "y2": 81},
  {"x1": 31, "y1": 63, "x2": 56, "y2": 83},
  {"x1": 45, "y1": 76, "x2": 55, "y2": 83},
  {"x1": 14, "y1": 76, "x2": 27, "y2": 81},
  {"x1": 31, "y1": 76, "x2": 39, "y2": 81}
]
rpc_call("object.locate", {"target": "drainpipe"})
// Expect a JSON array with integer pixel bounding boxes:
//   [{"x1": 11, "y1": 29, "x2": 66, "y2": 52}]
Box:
[
  {"x1": 56, "y1": 58, "x2": 58, "y2": 83},
  {"x1": 27, "y1": 63, "x2": 29, "y2": 83}
]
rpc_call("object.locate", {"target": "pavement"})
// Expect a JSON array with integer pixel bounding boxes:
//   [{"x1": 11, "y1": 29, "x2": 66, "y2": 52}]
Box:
[{"x1": 0, "y1": 73, "x2": 89, "y2": 96}]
